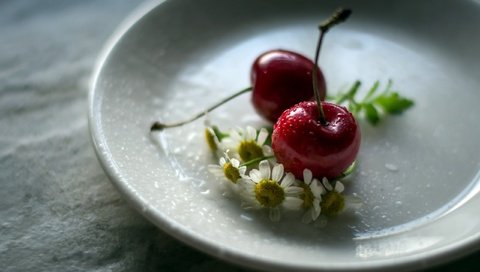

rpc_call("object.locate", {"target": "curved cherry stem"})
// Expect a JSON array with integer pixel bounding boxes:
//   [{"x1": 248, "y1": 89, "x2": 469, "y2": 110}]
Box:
[
  {"x1": 312, "y1": 8, "x2": 352, "y2": 126},
  {"x1": 151, "y1": 86, "x2": 253, "y2": 131}
]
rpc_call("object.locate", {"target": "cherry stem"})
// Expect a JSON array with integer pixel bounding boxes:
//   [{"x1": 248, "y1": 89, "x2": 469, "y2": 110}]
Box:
[
  {"x1": 312, "y1": 8, "x2": 352, "y2": 126},
  {"x1": 151, "y1": 86, "x2": 253, "y2": 131}
]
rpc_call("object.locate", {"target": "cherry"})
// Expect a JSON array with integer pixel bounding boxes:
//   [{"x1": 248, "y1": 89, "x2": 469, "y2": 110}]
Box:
[
  {"x1": 271, "y1": 8, "x2": 359, "y2": 179},
  {"x1": 251, "y1": 49, "x2": 326, "y2": 123},
  {"x1": 271, "y1": 101, "x2": 360, "y2": 179}
]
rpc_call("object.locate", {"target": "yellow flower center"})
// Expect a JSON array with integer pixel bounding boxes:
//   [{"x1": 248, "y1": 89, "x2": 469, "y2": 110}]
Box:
[
  {"x1": 223, "y1": 162, "x2": 240, "y2": 183},
  {"x1": 205, "y1": 128, "x2": 218, "y2": 152},
  {"x1": 320, "y1": 191, "x2": 345, "y2": 217},
  {"x1": 254, "y1": 179, "x2": 285, "y2": 208},
  {"x1": 299, "y1": 182, "x2": 314, "y2": 210},
  {"x1": 238, "y1": 140, "x2": 263, "y2": 162}
]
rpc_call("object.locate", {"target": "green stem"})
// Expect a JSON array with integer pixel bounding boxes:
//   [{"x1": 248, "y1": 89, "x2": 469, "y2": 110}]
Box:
[
  {"x1": 240, "y1": 156, "x2": 275, "y2": 167},
  {"x1": 151, "y1": 86, "x2": 253, "y2": 131}
]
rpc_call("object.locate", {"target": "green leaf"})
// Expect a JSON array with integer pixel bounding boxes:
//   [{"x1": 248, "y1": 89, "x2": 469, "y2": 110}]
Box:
[
  {"x1": 363, "y1": 103, "x2": 380, "y2": 125},
  {"x1": 342, "y1": 160, "x2": 356, "y2": 176},
  {"x1": 374, "y1": 92, "x2": 414, "y2": 114},
  {"x1": 363, "y1": 80, "x2": 380, "y2": 102},
  {"x1": 331, "y1": 161, "x2": 357, "y2": 181},
  {"x1": 335, "y1": 80, "x2": 361, "y2": 104},
  {"x1": 348, "y1": 102, "x2": 361, "y2": 116},
  {"x1": 212, "y1": 125, "x2": 229, "y2": 140},
  {"x1": 262, "y1": 126, "x2": 274, "y2": 146},
  {"x1": 328, "y1": 80, "x2": 414, "y2": 125}
]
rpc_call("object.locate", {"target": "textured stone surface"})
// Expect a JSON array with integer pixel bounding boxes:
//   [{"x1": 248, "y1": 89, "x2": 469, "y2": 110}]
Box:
[{"x1": 0, "y1": 1, "x2": 478, "y2": 271}]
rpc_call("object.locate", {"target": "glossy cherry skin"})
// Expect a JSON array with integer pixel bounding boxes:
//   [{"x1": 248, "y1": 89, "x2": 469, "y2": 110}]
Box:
[
  {"x1": 251, "y1": 49, "x2": 326, "y2": 123},
  {"x1": 271, "y1": 101, "x2": 360, "y2": 179}
]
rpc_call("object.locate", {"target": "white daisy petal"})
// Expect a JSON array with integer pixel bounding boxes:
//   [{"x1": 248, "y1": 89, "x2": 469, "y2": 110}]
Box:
[
  {"x1": 284, "y1": 186, "x2": 303, "y2": 196},
  {"x1": 310, "y1": 179, "x2": 325, "y2": 198},
  {"x1": 271, "y1": 163, "x2": 284, "y2": 182},
  {"x1": 262, "y1": 145, "x2": 273, "y2": 156},
  {"x1": 219, "y1": 157, "x2": 226, "y2": 166},
  {"x1": 249, "y1": 169, "x2": 263, "y2": 183},
  {"x1": 269, "y1": 207, "x2": 281, "y2": 222},
  {"x1": 242, "y1": 177, "x2": 255, "y2": 185},
  {"x1": 322, "y1": 177, "x2": 333, "y2": 191},
  {"x1": 335, "y1": 181, "x2": 345, "y2": 193},
  {"x1": 312, "y1": 198, "x2": 322, "y2": 213},
  {"x1": 259, "y1": 160, "x2": 271, "y2": 180},
  {"x1": 313, "y1": 199, "x2": 321, "y2": 213},
  {"x1": 221, "y1": 138, "x2": 234, "y2": 146},
  {"x1": 303, "y1": 169, "x2": 313, "y2": 185},
  {"x1": 238, "y1": 183, "x2": 256, "y2": 199},
  {"x1": 230, "y1": 129, "x2": 243, "y2": 142},
  {"x1": 239, "y1": 180, "x2": 255, "y2": 192},
  {"x1": 207, "y1": 164, "x2": 223, "y2": 176},
  {"x1": 238, "y1": 166, "x2": 247, "y2": 176},
  {"x1": 281, "y1": 173, "x2": 295, "y2": 188},
  {"x1": 246, "y1": 126, "x2": 257, "y2": 141},
  {"x1": 231, "y1": 158, "x2": 240, "y2": 168},
  {"x1": 225, "y1": 148, "x2": 239, "y2": 160},
  {"x1": 256, "y1": 128, "x2": 269, "y2": 146},
  {"x1": 282, "y1": 197, "x2": 303, "y2": 210},
  {"x1": 311, "y1": 205, "x2": 321, "y2": 221}
]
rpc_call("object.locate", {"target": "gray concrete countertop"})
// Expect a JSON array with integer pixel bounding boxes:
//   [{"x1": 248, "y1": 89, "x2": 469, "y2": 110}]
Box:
[{"x1": 0, "y1": 1, "x2": 478, "y2": 271}]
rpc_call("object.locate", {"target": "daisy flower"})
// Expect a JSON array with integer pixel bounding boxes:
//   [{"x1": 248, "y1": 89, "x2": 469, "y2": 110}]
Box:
[
  {"x1": 204, "y1": 127, "x2": 222, "y2": 155},
  {"x1": 208, "y1": 152, "x2": 246, "y2": 184},
  {"x1": 222, "y1": 126, "x2": 272, "y2": 163},
  {"x1": 203, "y1": 115, "x2": 229, "y2": 157},
  {"x1": 320, "y1": 178, "x2": 363, "y2": 217},
  {"x1": 241, "y1": 160, "x2": 303, "y2": 222},
  {"x1": 299, "y1": 169, "x2": 326, "y2": 224}
]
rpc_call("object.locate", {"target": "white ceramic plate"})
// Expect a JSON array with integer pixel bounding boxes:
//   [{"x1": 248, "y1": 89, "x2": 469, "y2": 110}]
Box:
[{"x1": 89, "y1": 0, "x2": 480, "y2": 271}]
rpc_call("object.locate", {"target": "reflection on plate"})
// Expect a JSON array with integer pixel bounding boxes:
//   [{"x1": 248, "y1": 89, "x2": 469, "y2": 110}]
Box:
[{"x1": 89, "y1": 0, "x2": 480, "y2": 271}]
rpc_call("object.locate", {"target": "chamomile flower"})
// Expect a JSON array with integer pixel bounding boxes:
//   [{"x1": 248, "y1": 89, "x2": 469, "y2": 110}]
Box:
[
  {"x1": 204, "y1": 127, "x2": 223, "y2": 156},
  {"x1": 299, "y1": 169, "x2": 326, "y2": 224},
  {"x1": 320, "y1": 178, "x2": 348, "y2": 217},
  {"x1": 241, "y1": 160, "x2": 303, "y2": 222},
  {"x1": 223, "y1": 126, "x2": 272, "y2": 163},
  {"x1": 208, "y1": 152, "x2": 246, "y2": 184}
]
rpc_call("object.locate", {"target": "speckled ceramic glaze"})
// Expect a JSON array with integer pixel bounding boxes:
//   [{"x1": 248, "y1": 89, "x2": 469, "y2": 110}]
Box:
[{"x1": 89, "y1": 0, "x2": 480, "y2": 271}]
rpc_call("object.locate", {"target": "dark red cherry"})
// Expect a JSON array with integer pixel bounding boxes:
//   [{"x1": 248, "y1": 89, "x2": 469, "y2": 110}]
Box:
[
  {"x1": 251, "y1": 49, "x2": 326, "y2": 123},
  {"x1": 271, "y1": 101, "x2": 360, "y2": 179}
]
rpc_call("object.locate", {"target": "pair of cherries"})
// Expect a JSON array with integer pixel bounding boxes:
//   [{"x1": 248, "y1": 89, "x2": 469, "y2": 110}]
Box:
[
  {"x1": 152, "y1": 8, "x2": 360, "y2": 180},
  {"x1": 253, "y1": 49, "x2": 359, "y2": 179}
]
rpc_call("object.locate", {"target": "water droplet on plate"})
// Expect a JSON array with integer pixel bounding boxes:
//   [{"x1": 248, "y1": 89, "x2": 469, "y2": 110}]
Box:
[{"x1": 385, "y1": 163, "x2": 399, "y2": 172}]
